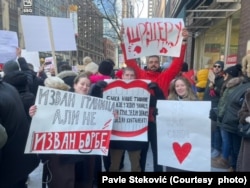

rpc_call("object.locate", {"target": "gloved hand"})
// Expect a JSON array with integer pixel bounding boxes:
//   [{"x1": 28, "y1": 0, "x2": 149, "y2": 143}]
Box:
[
  {"x1": 245, "y1": 116, "x2": 250, "y2": 123},
  {"x1": 148, "y1": 82, "x2": 158, "y2": 89},
  {"x1": 96, "y1": 81, "x2": 107, "y2": 88},
  {"x1": 209, "y1": 88, "x2": 216, "y2": 97}
]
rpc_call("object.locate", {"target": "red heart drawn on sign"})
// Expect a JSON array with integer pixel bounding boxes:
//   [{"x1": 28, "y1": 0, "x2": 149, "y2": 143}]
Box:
[{"x1": 172, "y1": 142, "x2": 192, "y2": 164}]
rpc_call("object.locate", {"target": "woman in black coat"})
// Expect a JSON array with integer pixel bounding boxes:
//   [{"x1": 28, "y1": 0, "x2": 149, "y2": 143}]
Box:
[{"x1": 0, "y1": 78, "x2": 40, "y2": 188}]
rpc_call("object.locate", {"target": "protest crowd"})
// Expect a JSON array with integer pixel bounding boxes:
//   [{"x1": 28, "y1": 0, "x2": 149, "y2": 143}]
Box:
[{"x1": 1, "y1": 18, "x2": 250, "y2": 188}]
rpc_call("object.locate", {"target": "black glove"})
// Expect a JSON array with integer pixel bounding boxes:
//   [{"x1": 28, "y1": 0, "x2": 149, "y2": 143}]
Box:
[
  {"x1": 148, "y1": 82, "x2": 158, "y2": 89},
  {"x1": 96, "y1": 81, "x2": 107, "y2": 88}
]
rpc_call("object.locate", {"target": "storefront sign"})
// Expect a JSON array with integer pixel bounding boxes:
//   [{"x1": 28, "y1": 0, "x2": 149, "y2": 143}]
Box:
[{"x1": 226, "y1": 54, "x2": 237, "y2": 65}]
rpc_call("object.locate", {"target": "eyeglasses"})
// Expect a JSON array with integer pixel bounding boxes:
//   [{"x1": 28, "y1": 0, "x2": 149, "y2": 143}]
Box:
[{"x1": 213, "y1": 65, "x2": 221, "y2": 68}]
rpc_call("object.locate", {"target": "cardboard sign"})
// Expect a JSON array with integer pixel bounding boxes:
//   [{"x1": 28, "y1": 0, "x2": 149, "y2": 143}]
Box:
[{"x1": 25, "y1": 86, "x2": 116, "y2": 156}]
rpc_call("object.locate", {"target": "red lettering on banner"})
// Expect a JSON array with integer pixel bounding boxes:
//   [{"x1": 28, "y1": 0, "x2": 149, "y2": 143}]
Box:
[
  {"x1": 31, "y1": 130, "x2": 110, "y2": 151},
  {"x1": 126, "y1": 21, "x2": 182, "y2": 46}
]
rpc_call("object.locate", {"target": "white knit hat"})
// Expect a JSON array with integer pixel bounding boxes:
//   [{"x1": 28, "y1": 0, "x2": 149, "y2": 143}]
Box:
[
  {"x1": 82, "y1": 56, "x2": 92, "y2": 65},
  {"x1": 84, "y1": 62, "x2": 98, "y2": 74}
]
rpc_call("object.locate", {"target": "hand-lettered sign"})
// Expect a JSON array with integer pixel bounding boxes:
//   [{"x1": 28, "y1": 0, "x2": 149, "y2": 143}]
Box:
[
  {"x1": 25, "y1": 86, "x2": 115, "y2": 156},
  {"x1": 156, "y1": 100, "x2": 211, "y2": 171},
  {"x1": 122, "y1": 18, "x2": 184, "y2": 59},
  {"x1": 103, "y1": 79, "x2": 150, "y2": 141}
]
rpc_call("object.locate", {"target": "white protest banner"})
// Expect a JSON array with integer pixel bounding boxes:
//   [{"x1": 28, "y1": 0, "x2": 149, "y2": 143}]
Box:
[
  {"x1": 0, "y1": 30, "x2": 18, "y2": 63},
  {"x1": 21, "y1": 49, "x2": 40, "y2": 71},
  {"x1": 103, "y1": 79, "x2": 150, "y2": 141},
  {"x1": 25, "y1": 86, "x2": 115, "y2": 156},
  {"x1": 122, "y1": 18, "x2": 184, "y2": 60},
  {"x1": 156, "y1": 100, "x2": 211, "y2": 171},
  {"x1": 20, "y1": 15, "x2": 77, "y2": 52}
]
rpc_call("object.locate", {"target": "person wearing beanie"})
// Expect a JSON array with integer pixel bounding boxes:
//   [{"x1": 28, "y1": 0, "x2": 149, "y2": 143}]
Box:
[
  {"x1": 214, "y1": 63, "x2": 244, "y2": 171},
  {"x1": 84, "y1": 61, "x2": 99, "y2": 74},
  {"x1": 224, "y1": 64, "x2": 242, "y2": 78},
  {"x1": 82, "y1": 56, "x2": 92, "y2": 65},
  {"x1": 3, "y1": 60, "x2": 19, "y2": 75},
  {"x1": 213, "y1": 60, "x2": 224, "y2": 70},
  {"x1": 89, "y1": 59, "x2": 114, "y2": 84},
  {"x1": 98, "y1": 60, "x2": 114, "y2": 76},
  {"x1": 203, "y1": 60, "x2": 225, "y2": 164}
]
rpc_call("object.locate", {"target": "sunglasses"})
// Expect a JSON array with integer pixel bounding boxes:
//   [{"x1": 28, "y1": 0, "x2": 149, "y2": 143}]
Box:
[{"x1": 213, "y1": 65, "x2": 221, "y2": 68}]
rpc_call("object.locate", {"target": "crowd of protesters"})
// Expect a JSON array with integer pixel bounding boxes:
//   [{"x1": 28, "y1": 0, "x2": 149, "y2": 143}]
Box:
[{"x1": 2, "y1": 26, "x2": 250, "y2": 188}]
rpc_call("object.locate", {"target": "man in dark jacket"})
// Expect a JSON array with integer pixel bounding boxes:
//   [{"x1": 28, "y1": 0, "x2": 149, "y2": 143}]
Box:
[
  {"x1": 18, "y1": 57, "x2": 45, "y2": 96},
  {"x1": 3, "y1": 70, "x2": 35, "y2": 123},
  {"x1": 203, "y1": 60, "x2": 225, "y2": 162},
  {"x1": 0, "y1": 77, "x2": 39, "y2": 188}
]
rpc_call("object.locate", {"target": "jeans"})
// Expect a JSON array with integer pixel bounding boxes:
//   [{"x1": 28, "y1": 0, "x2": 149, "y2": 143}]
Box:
[
  {"x1": 211, "y1": 121, "x2": 222, "y2": 157},
  {"x1": 228, "y1": 131, "x2": 242, "y2": 169},
  {"x1": 220, "y1": 128, "x2": 231, "y2": 160}
]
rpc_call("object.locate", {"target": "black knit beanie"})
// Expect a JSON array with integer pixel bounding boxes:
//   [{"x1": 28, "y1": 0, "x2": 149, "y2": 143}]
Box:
[
  {"x1": 3, "y1": 60, "x2": 19, "y2": 74},
  {"x1": 214, "y1": 61, "x2": 224, "y2": 70},
  {"x1": 224, "y1": 64, "x2": 242, "y2": 78},
  {"x1": 98, "y1": 60, "x2": 114, "y2": 76}
]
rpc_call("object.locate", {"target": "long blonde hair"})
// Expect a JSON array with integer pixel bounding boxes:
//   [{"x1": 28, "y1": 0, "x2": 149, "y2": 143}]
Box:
[{"x1": 168, "y1": 76, "x2": 197, "y2": 101}]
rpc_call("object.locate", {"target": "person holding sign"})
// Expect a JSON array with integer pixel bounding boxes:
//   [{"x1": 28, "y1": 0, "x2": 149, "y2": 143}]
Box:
[
  {"x1": 120, "y1": 25, "x2": 189, "y2": 172},
  {"x1": 108, "y1": 67, "x2": 148, "y2": 172},
  {"x1": 72, "y1": 73, "x2": 97, "y2": 188},
  {"x1": 29, "y1": 77, "x2": 75, "y2": 188},
  {"x1": 166, "y1": 76, "x2": 198, "y2": 171}
]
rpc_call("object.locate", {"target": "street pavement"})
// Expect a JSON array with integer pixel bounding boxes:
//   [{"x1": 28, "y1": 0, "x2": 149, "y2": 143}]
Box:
[{"x1": 27, "y1": 145, "x2": 226, "y2": 188}]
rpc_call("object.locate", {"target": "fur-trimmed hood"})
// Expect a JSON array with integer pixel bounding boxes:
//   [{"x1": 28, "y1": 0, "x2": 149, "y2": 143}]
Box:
[
  {"x1": 226, "y1": 76, "x2": 245, "y2": 89},
  {"x1": 57, "y1": 71, "x2": 78, "y2": 79}
]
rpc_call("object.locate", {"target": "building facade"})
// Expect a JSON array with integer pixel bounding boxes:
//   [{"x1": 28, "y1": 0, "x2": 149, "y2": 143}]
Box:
[{"x1": 147, "y1": 0, "x2": 242, "y2": 71}]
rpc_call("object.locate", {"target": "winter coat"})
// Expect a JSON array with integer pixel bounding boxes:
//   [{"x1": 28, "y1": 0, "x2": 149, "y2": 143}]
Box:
[
  {"x1": 0, "y1": 80, "x2": 39, "y2": 187},
  {"x1": 203, "y1": 73, "x2": 224, "y2": 121},
  {"x1": 3, "y1": 70, "x2": 36, "y2": 123},
  {"x1": 89, "y1": 74, "x2": 111, "y2": 84},
  {"x1": 237, "y1": 89, "x2": 250, "y2": 171},
  {"x1": 217, "y1": 77, "x2": 245, "y2": 133},
  {"x1": 18, "y1": 57, "x2": 45, "y2": 96},
  {"x1": 196, "y1": 68, "x2": 209, "y2": 100}
]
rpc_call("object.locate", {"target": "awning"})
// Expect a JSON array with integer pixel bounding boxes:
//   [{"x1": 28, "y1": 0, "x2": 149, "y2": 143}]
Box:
[{"x1": 185, "y1": 0, "x2": 241, "y2": 32}]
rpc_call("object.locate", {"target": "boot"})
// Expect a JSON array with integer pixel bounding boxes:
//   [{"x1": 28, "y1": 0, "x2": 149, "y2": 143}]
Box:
[{"x1": 211, "y1": 157, "x2": 230, "y2": 169}]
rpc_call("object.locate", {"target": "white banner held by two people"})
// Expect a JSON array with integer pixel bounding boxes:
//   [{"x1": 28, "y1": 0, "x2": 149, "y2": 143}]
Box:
[
  {"x1": 25, "y1": 86, "x2": 116, "y2": 156},
  {"x1": 156, "y1": 100, "x2": 211, "y2": 171},
  {"x1": 122, "y1": 18, "x2": 184, "y2": 60}
]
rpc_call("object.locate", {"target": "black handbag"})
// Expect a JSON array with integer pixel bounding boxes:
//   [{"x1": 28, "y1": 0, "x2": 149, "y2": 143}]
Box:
[{"x1": 238, "y1": 123, "x2": 250, "y2": 138}]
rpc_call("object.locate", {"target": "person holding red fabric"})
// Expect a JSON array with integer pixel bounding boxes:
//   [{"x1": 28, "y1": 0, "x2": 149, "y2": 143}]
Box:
[{"x1": 120, "y1": 28, "x2": 189, "y2": 172}]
